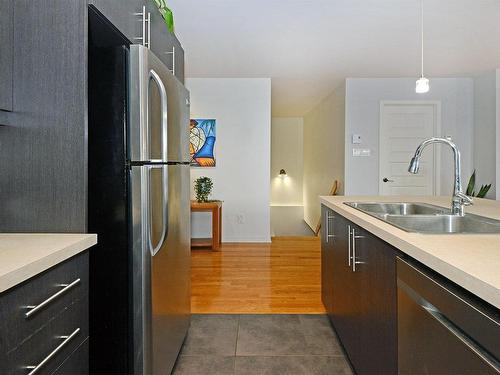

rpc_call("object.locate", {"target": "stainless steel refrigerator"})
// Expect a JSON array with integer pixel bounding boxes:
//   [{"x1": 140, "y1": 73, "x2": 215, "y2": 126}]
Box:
[
  {"x1": 88, "y1": 24, "x2": 190, "y2": 374},
  {"x1": 129, "y1": 44, "x2": 191, "y2": 375}
]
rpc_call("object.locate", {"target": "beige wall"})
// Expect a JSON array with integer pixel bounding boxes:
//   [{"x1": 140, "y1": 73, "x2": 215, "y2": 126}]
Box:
[
  {"x1": 271, "y1": 117, "x2": 303, "y2": 205},
  {"x1": 303, "y1": 84, "x2": 346, "y2": 229},
  {"x1": 270, "y1": 117, "x2": 313, "y2": 236}
]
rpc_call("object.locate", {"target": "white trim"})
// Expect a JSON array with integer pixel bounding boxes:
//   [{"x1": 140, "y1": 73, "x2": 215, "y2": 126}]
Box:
[{"x1": 379, "y1": 100, "x2": 442, "y2": 195}]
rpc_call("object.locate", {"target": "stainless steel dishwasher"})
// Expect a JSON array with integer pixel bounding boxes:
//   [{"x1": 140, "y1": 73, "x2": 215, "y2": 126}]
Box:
[{"x1": 397, "y1": 257, "x2": 500, "y2": 375}]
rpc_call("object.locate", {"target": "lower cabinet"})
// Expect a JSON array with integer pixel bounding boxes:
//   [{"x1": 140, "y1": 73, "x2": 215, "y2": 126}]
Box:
[
  {"x1": 321, "y1": 206, "x2": 397, "y2": 375},
  {"x1": 322, "y1": 204, "x2": 500, "y2": 375},
  {"x1": 52, "y1": 338, "x2": 89, "y2": 375},
  {"x1": 397, "y1": 258, "x2": 500, "y2": 375},
  {"x1": 0, "y1": 252, "x2": 89, "y2": 375}
]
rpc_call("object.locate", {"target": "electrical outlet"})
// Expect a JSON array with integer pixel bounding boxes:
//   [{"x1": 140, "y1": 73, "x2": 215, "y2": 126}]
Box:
[
  {"x1": 352, "y1": 148, "x2": 371, "y2": 157},
  {"x1": 236, "y1": 214, "x2": 245, "y2": 224}
]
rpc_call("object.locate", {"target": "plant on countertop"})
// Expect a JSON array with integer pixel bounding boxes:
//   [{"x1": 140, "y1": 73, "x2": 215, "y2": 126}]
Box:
[
  {"x1": 194, "y1": 176, "x2": 213, "y2": 203},
  {"x1": 152, "y1": 0, "x2": 174, "y2": 33},
  {"x1": 466, "y1": 170, "x2": 492, "y2": 198}
]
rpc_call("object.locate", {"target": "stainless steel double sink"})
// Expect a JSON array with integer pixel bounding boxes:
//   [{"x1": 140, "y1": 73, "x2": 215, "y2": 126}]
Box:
[{"x1": 344, "y1": 202, "x2": 500, "y2": 234}]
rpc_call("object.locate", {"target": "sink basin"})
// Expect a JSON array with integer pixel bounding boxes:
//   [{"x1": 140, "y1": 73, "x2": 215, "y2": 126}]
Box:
[
  {"x1": 345, "y1": 202, "x2": 449, "y2": 216},
  {"x1": 384, "y1": 214, "x2": 500, "y2": 234},
  {"x1": 344, "y1": 201, "x2": 500, "y2": 234}
]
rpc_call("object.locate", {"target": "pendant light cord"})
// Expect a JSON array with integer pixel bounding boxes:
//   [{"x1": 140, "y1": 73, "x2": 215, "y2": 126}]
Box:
[{"x1": 421, "y1": 0, "x2": 424, "y2": 78}]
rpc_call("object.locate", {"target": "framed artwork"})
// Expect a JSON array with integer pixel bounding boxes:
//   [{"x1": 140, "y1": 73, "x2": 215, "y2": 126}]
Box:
[{"x1": 190, "y1": 119, "x2": 216, "y2": 167}]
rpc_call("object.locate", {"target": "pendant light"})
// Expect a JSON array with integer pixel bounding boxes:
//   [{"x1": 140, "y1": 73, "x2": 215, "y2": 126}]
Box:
[{"x1": 416, "y1": 0, "x2": 429, "y2": 93}]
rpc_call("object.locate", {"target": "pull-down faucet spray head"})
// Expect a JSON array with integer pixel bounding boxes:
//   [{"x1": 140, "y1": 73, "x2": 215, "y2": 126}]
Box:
[{"x1": 408, "y1": 156, "x2": 420, "y2": 174}]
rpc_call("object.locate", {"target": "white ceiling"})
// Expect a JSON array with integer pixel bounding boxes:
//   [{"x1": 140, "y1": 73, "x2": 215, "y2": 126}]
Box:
[{"x1": 168, "y1": 0, "x2": 500, "y2": 116}]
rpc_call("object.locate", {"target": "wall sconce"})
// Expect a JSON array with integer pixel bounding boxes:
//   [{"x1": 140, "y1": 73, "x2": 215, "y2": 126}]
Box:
[{"x1": 279, "y1": 169, "x2": 287, "y2": 177}]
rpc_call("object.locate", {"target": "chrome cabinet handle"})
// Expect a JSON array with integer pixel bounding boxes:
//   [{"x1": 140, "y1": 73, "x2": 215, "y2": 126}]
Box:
[
  {"x1": 25, "y1": 328, "x2": 80, "y2": 374},
  {"x1": 134, "y1": 6, "x2": 151, "y2": 48},
  {"x1": 326, "y1": 212, "x2": 335, "y2": 243},
  {"x1": 352, "y1": 228, "x2": 365, "y2": 272},
  {"x1": 347, "y1": 225, "x2": 352, "y2": 266},
  {"x1": 146, "y1": 11, "x2": 151, "y2": 48},
  {"x1": 165, "y1": 46, "x2": 176, "y2": 76},
  {"x1": 25, "y1": 279, "x2": 80, "y2": 318}
]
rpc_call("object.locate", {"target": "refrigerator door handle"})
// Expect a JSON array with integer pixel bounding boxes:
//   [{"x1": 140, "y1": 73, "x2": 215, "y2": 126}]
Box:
[
  {"x1": 143, "y1": 164, "x2": 169, "y2": 256},
  {"x1": 147, "y1": 69, "x2": 168, "y2": 162}
]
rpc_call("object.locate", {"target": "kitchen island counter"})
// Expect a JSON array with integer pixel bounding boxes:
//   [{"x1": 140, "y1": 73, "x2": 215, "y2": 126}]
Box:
[{"x1": 320, "y1": 196, "x2": 500, "y2": 309}]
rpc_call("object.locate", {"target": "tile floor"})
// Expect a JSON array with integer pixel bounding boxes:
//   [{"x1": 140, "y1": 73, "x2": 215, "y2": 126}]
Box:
[{"x1": 172, "y1": 314, "x2": 354, "y2": 375}]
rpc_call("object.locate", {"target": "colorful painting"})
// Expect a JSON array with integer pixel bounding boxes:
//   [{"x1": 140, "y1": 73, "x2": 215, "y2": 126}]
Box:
[{"x1": 190, "y1": 119, "x2": 216, "y2": 167}]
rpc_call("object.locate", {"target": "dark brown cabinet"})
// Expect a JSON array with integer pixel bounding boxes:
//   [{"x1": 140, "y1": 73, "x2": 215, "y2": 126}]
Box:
[
  {"x1": 0, "y1": 0, "x2": 88, "y2": 232},
  {"x1": 147, "y1": 2, "x2": 185, "y2": 83},
  {"x1": 0, "y1": 1, "x2": 186, "y2": 232},
  {"x1": 320, "y1": 205, "x2": 334, "y2": 316},
  {"x1": 0, "y1": 0, "x2": 13, "y2": 111},
  {"x1": 0, "y1": 252, "x2": 89, "y2": 375},
  {"x1": 321, "y1": 205, "x2": 397, "y2": 375},
  {"x1": 89, "y1": 0, "x2": 144, "y2": 43}
]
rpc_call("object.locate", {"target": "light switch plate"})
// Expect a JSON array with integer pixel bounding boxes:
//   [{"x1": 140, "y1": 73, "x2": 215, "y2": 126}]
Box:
[
  {"x1": 352, "y1": 134, "x2": 362, "y2": 144},
  {"x1": 353, "y1": 148, "x2": 371, "y2": 157}
]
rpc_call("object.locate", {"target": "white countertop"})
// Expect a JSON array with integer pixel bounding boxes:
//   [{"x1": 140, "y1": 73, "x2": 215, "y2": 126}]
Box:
[
  {"x1": 0, "y1": 234, "x2": 97, "y2": 293},
  {"x1": 320, "y1": 196, "x2": 500, "y2": 309}
]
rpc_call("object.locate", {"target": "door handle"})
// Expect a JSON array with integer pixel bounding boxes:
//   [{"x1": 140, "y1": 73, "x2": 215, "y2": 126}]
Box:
[
  {"x1": 383, "y1": 177, "x2": 394, "y2": 183},
  {"x1": 148, "y1": 69, "x2": 168, "y2": 163},
  {"x1": 144, "y1": 165, "x2": 168, "y2": 256}
]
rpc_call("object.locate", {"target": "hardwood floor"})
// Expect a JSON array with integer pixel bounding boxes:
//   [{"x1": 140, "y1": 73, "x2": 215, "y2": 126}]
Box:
[{"x1": 191, "y1": 236, "x2": 326, "y2": 314}]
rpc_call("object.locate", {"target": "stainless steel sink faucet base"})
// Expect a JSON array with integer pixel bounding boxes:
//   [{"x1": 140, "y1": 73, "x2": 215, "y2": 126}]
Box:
[{"x1": 408, "y1": 137, "x2": 473, "y2": 216}]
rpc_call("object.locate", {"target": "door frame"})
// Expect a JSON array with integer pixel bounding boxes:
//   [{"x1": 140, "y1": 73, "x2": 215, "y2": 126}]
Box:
[{"x1": 379, "y1": 101, "x2": 442, "y2": 195}]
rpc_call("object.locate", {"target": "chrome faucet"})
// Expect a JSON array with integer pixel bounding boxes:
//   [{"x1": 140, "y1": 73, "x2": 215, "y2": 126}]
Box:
[{"x1": 408, "y1": 137, "x2": 473, "y2": 216}]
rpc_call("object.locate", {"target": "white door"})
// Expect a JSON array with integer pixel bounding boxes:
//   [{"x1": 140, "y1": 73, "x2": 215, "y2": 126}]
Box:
[{"x1": 379, "y1": 102, "x2": 440, "y2": 196}]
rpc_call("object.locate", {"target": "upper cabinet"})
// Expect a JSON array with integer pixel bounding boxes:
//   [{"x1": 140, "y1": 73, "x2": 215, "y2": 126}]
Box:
[
  {"x1": 0, "y1": 0, "x2": 13, "y2": 111},
  {"x1": 89, "y1": 1, "x2": 185, "y2": 83},
  {"x1": 146, "y1": 2, "x2": 185, "y2": 83},
  {"x1": 89, "y1": 0, "x2": 145, "y2": 44}
]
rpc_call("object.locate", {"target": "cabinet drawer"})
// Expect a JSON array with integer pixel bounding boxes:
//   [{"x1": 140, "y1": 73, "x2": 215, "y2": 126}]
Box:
[
  {"x1": 0, "y1": 252, "x2": 88, "y2": 351},
  {"x1": 3, "y1": 298, "x2": 88, "y2": 375},
  {"x1": 51, "y1": 337, "x2": 89, "y2": 375}
]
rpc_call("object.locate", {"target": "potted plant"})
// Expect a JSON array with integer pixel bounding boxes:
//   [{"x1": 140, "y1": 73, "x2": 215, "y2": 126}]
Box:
[
  {"x1": 194, "y1": 177, "x2": 213, "y2": 203},
  {"x1": 466, "y1": 170, "x2": 492, "y2": 198}
]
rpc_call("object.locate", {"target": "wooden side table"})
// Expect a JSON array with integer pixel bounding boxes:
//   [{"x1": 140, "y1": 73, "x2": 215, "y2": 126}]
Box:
[{"x1": 190, "y1": 200, "x2": 223, "y2": 250}]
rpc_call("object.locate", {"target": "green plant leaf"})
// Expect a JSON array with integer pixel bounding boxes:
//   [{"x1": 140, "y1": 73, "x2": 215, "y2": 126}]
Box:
[
  {"x1": 477, "y1": 184, "x2": 492, "y2": 198},
  {"x1": 466, "y1": 170, "x2": 476, "y2": 196},
  {"x1": 151, "y1": 0, "x2": 174, "y2": 33}
]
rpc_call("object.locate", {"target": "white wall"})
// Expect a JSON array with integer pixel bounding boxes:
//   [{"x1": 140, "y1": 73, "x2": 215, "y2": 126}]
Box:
[
  {"x1": 187, "y1": 78, "x2": 272, "y2": 242},
  {"x1": 270, "y1": 206, "x2": 312, "y2": 236},
  {"x1": 473, "y1": 72, "x2": 497, "y2": 199},
  {"x1": 345, "y1": 78, "x2": 474, "y2": 196},
  {"x1": 303, "y1": 84, "x2": 346, "y2": 229},
  {"x1": 271, "y1": 117, "x2": 304, "y2": 205}
]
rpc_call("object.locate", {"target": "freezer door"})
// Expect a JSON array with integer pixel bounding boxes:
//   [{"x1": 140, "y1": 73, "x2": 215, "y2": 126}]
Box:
[
  {"x1": 130, "y1": 163, "x2": 191, "y2": 375},
  {"x1": 129, "y1": 44, "x2": 190, "y2": 163}
]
